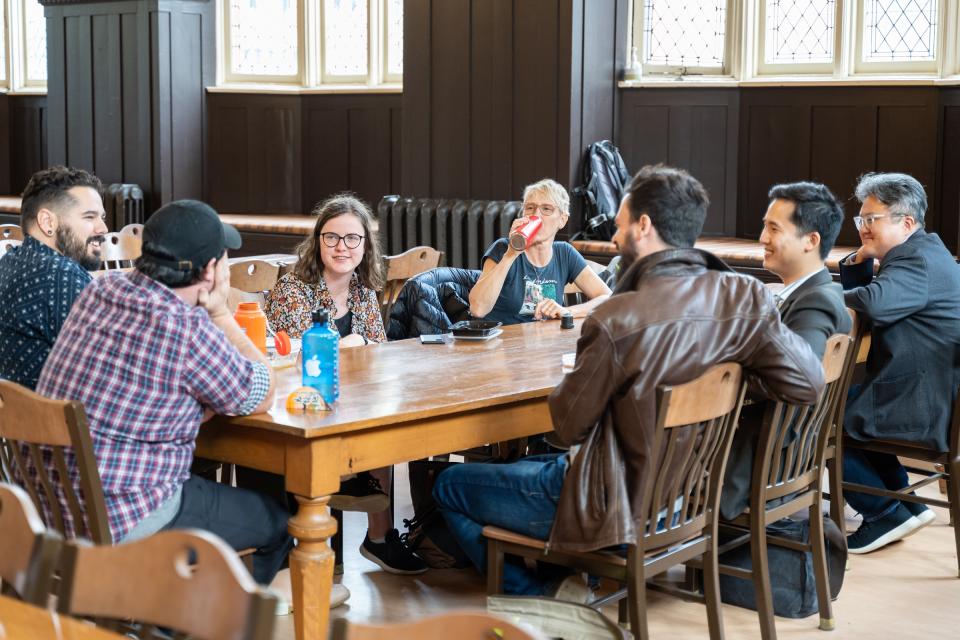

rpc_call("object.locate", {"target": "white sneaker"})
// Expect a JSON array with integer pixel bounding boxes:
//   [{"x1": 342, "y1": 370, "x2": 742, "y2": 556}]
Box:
[
  {"x1": 551, "y1": 574, "x2": 591, "y2": 604},
  {"x1": 330, "y1": 583, "x2": 351, "y2": 609}
]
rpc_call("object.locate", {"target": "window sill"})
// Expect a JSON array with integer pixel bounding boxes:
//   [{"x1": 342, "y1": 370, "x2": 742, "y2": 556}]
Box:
[
  {"x1": 0, "y1": 87, "x2": 48, "y2": 96},
  {"x1": 620, "y1": 75, "x2": 950, "y2": 89},
  {"x1": 207, "y1": 83, "x2": 402, "y2": 95}
]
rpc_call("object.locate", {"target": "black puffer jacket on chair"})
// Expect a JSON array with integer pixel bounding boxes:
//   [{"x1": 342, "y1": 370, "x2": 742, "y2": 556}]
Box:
[{"x1": 386, "y1": 267, "x2": 481, "y2": 340}]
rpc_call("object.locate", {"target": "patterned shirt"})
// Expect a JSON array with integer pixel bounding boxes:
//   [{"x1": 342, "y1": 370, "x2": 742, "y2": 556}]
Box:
[
  {"x1": 33, "y1": 270, "x2": 271, "y2": 541},
  {"x1": 0, "y1": 236, "x2": 93, "y2": 389},
  {"x1": 265, "y1": 271, "x2": 386, "y2": 341}
]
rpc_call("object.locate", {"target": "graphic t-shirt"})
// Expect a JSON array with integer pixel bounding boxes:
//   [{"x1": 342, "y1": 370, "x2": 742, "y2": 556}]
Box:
[{"x1": 481, "y1": 239, "x2": 587, "y2": 325}]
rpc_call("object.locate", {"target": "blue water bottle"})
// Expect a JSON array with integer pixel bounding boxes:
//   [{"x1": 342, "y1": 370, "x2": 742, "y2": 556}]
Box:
[{"x1": 301, "y1": 309, "x2": 340, "y2": 404}]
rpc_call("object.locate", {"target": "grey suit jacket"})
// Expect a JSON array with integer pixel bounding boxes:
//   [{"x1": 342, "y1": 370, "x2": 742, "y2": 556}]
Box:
[
  {"x1": 720, "y1": 268, "x2": 851, "y2": 520},
  {"x1": 840, "y1": 229, "x2": 960, "y2": 452}
]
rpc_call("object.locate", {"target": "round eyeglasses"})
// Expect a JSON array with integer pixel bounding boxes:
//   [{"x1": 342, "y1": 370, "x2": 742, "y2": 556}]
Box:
[
  {"x1": 522, "y1": 203, "x2": 559, "y2": 217},
  {"x1": 320, "y1": 232, "x2": 365, "y2": 249}
]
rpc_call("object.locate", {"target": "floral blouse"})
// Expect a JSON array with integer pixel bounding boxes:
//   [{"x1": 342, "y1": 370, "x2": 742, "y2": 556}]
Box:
[{"x1": 265, "y1": 272, "x2": 386, "y2": 342}]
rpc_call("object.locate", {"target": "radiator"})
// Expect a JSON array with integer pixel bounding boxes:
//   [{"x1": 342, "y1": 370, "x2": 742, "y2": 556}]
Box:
[
  {"x1": 104, "y1": 184, "x2": 146, "y2": 231},
  {"x1": 377, "y1": 197, "x2": 522, "y2": 269}
]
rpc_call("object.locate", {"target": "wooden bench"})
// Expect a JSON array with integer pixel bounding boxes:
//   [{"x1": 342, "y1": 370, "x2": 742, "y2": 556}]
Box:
[
  {"x1": 572, "y1": 237, "x2": 859, "y2": 283},
  {"x1": 0, "y1": 196, "x2": 21, "y2": 226},
  {"x1": 219, "y1": 214, "x2": 316, "y2": 257}
]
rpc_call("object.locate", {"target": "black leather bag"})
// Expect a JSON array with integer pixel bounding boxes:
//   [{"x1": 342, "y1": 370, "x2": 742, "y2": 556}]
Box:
[{"x1": 718, "y1": 515, "x2": 847, "y2": 618}]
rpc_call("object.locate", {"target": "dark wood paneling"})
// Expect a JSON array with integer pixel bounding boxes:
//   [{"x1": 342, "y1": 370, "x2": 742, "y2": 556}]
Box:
[
  {"x1": 618, "y1": 89, "x2": 740, "y2": 236},
  {"x1": 9, "y1": 96, "x2": 48, "y2": 194},
  {"x1": 401, "y1": 0, "x2": 432, "y2": 196},
  {"x1": 65, "y1": 14, "x2": 94, "y2": 170},
  {"x1": 207, "y1": 92, "x2": 400, "y2": 215},
  {"x1": 0, "y1": 96, "x2": 10, "y2": 194},
  {"x1": 939, "y1": 88, "x2": 960, "y2": 254},
  {"x1": 91, "y1": 13, "x2": 123, "y2": 183}
]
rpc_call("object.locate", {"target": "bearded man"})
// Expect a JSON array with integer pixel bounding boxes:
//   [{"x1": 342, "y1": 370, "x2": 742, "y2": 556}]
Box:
[{"x1": 0, "y1": 166, "x2": 107, "y2": 388}]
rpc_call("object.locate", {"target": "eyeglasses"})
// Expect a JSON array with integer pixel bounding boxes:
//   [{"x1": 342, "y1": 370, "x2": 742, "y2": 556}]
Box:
[
  {"x1": 853, "y1": 214, "x2": 904, "y2": 231},
  {"x1": 319, "y1": 232, "x2": 364, "y2": 249},
  {"x1": 522, "y1": 203, "x2": 559, "y2": 217}
]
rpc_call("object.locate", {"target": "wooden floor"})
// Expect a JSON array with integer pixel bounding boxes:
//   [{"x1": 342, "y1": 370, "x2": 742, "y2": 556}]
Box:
[{"x1": 270, "y1": 464, "x2": 959, "y2": 639}]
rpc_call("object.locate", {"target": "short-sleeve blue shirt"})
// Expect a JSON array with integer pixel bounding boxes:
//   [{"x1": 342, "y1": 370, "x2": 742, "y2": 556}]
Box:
[
  {"x1": 0, "y1": 235, "x2": 93, "y2": 389},
  {"x1": 481, "y1": 239, "x2": 587, "y2": 325}
]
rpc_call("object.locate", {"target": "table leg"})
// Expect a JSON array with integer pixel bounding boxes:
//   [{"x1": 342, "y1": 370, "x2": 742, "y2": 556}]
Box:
[{"x1": 288, "y1": 494, "x2": 337, "y2": 640}]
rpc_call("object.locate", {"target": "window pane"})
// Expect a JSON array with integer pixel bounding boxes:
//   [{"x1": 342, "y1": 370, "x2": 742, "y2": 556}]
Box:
[
  {"x1": 863, "y1": 0, "x2": 937, "y2": 62},
  {"x1": 25, "y1": 0, "x2": 46, "y2": 81},
  {"x1": 324, "y1": 0, "x2": 367, "y2": 77},
  {"x1": 229, "y1": 0, "x2": 298, "y2": 77},
  {"x1": 0, "y1": 1, "x2": 6, "y2": 82},
  {"x1": 386, "y1": 0, "x2": 403, "y2": 76},
  {"x1": 643, "y1": 0, "x2": 727, "y2": 68},
  {"x1": 765, "y1": 0, "x2": 835, "y2": 64}
]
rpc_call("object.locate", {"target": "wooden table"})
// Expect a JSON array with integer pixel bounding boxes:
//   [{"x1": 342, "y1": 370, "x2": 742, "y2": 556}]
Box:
[
  {"x1": 196, "y1": 320, "x2": 582, "y2": 640},
  {"x1": 0, "y1": 595, "x2": 124, "y2": 639}
]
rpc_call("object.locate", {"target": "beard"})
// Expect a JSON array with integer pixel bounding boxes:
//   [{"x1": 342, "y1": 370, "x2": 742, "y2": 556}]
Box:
[
  {"x1": 56, "y1": 226, "x2": 104, "y2": 271},
  {"x1": 616, "y1": 237, "x2": 640, "y2": 275}
]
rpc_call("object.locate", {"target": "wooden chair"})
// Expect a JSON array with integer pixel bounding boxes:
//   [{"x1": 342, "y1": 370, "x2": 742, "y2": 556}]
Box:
[
  {"x1": 823, "y1": 310, "x2": 866, "y2": 532},
  {"x1": 0, "y1": 380, "x2": 111, "y2": 544},
  {"x1": 331, "y1": 611, "x2": 546, "y2": 640},
  {"x1": 0, "y1": 223, "x2": 23, "y2": 240},
  {"x1": 227, "y1": 259, "x2": 281, "y2": 313},
  {"x1": 380, "y1": 246, "x2": 443, "y2": 322},
  {"x1": 0, "y1": 238, "x2": 22, "y2": 255},
  {"x1": 715, "y1": 334, "x2": 853, "y2": 639},
  {"x1": 484, "y1": 363, "x2": 747, "y2": 639},
  {"x1": 838, "y1": 379, "x2": 960, "y2": 577},
  {"x1": 0, "y1": 483, "x2": 63, "y2": 606},
  {"x1": 118, "y1": 223, "x2": 144, "y2": 238},
  {"x1": 58, "y1": 529, "x2": 276, "y2": 640},
  {"x1": 99, "y1": 231, "x2": 141, "y2": 270}
]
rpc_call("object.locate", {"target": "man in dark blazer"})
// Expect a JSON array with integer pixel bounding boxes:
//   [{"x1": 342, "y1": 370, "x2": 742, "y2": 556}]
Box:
[
  {"x1": 721, "y1": 182, "x2": 851, "y2": 520},
  {"x1": 840, "y1": 172, "x2": 960, "y2": 554}
]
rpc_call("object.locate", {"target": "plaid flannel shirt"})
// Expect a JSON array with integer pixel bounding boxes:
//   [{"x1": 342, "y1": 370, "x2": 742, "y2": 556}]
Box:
[{"x1": 33, "y1": 270, "x2": 270, "y2": 541}]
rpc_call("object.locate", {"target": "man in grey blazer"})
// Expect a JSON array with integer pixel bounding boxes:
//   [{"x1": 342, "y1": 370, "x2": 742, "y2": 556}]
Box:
[
  {"x1": 840, "y1": 172, "x2": 960, "y2": 554},
  {"x1": 721, "y1": 182, "x2": 851, "y2": 520}
]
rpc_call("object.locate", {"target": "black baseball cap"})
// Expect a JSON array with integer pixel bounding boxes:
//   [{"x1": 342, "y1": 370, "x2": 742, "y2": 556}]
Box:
[{"x1": 141, "y1": 199, "x2": 242, "y2": 271}]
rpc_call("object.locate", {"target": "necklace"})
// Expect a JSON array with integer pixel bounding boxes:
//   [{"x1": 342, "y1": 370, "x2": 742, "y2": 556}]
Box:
[{"x1": 525, "y1": 254, "x2": 548, "y2": 284}]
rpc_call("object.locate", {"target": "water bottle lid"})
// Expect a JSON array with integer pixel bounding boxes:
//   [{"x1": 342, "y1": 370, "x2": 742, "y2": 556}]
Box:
[{"x1": 312, "y1": 309, "x2": 329, "y2": 324}]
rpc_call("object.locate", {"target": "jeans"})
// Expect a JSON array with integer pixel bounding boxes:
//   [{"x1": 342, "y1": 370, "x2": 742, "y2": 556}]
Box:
[
  {"x1": 433, "y1": 454, "x2": 568, "y2": 596},
  {"x1": 162, "y1": 475, "x2": 295, "y2": 584},
  {"x1": 842, "y1": 447, "x2": 909, "y2": 522}
]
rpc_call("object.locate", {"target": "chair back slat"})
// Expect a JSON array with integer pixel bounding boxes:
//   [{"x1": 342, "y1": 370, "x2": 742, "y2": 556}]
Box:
[
  {"x1": 118, "y1": 223, "x2": 144, "y2": 238},
  {"x1": 99, "y1": 232, "x2": 141, "y2": 270},
  {"x1": 230, "y1": 259, "x2": 281, "y2": 293},
  {"x1": 640, "y1": 363, "x2": 745, "y2": 552},
  {"x1": 755, "y1": 334, "x2": 852, "y2": 505},
  {"x1": 58, "y1": 529, "x2": 277, "y2": 640},
  {"x1": 331, "y1": 611, "x2": 546, "y2": 640},
  {"x1": 0, "y1": 380, "x2": 111, "y2": 544},
  {"x1": 0, "y1": 223, "x2": 23, "y2": 240},
  {"x1": 380, "y1": 246, "x2": 443, "y2": 322},
  {"x1": 0, "y1": 238, "x2": 22, "y2": 254},
  {"x1": 0, "y1": 483, "x2": 63, "y2": 606}
]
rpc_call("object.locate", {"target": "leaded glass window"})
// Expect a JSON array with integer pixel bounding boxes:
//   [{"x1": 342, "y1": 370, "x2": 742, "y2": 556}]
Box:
[
  {"x1": 229, "y1": 0, "x2": 299, "y2": 77},
  {"x1": 765, "y1": 0, "x2": 835, "y2": 65},
  {"x1": 642, "y1": 0, "x2": 727, "y2": 69},
  {"x1": 24, "y1": 0, "x2": 45, "y2": 81},
  {"x1": 385, "y1": 0, "x2": 403, "y2": 78},
  {"x1": 862, "y1": 0, "x2": 937, "y2": 62},
  {"x1": 323, "y1": 0, "x2": 367, "y2": 78},
  {"x1": 0, "y1": 1, "x2": 7, "y2": 84}
]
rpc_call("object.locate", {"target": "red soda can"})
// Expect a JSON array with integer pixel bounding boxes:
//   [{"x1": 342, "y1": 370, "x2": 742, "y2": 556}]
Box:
[{"x1": 509, "y1": 215, "x2": 542, "y2": 251}]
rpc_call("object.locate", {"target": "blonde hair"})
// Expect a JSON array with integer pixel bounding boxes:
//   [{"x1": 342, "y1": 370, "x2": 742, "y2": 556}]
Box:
[{"x1": 522, "y1": 179, "x2": 570, "y2": 215}]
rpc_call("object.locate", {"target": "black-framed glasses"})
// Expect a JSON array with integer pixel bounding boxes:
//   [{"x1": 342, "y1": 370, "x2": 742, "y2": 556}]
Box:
[{"x1": 320, "y1": 232, "x2": 365, "y2": 249}]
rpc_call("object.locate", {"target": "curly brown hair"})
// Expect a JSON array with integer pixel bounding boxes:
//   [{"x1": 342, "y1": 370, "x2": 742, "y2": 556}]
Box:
[{"x1": 293, "y1": 194, "x2": 385, "y2": 291}]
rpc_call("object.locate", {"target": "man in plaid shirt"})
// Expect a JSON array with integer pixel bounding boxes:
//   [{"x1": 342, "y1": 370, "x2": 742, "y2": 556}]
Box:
[{"x1": 36, "y1": 200, "x2": 289, "y2": 584}]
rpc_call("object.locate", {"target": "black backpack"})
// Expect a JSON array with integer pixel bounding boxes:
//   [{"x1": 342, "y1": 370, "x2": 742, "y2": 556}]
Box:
[{"x1": 572, "y1": 140, "x2": 631, "y2": 241}]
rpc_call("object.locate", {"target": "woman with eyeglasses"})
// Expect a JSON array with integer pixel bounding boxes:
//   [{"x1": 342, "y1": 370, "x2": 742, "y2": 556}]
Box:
[
  {"x1": 267, "y1": 194, "x2": 385, "y2": 347},
  {"x1": 264, "y1": 194, "x2": 429, "y2": 578},
  {"x1": 470, "y1": 178, "x2": 611, "y2": 325}
]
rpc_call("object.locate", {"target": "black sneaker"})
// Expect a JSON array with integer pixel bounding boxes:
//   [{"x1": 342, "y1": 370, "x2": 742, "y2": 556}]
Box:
[
  {"x1": 359, "y1": 529, "x2": 429, "y2": 575},
  {"x1": 847, "y1": 504, "x2": 924, "y2": 554},
  {"x1": 329, "y1": 472, "x2": 390, "y2": 513}
]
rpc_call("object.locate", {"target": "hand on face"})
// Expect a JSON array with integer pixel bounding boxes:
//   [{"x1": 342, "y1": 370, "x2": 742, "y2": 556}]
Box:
[
  {"x1": 534, "y1": 297, "x2": 565, "y2": 320},
  {"x1": 198, "y1": 255, "x2": 232, "y2": 319}
]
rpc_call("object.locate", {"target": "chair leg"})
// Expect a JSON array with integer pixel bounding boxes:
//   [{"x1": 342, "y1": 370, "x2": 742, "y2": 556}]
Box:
[
  {"x1": 750, "y1": 520, "x2": 777, "y2": 640},
  {"x1": 486, "y1": 539, "x2": 504, "y2": 594},
  {"x1": 827, "y1": 450, "x2": 845, "y2": 535},
  {"x1": 702, "y1": 542, "x2": 726, "y2": 640},
  {"x1": 618, "y1": 596, "x2": 628, "y2": 627},
  {"x1": 627, "y1": 572, "x2": 649, "y2": 640},
  {"x1": 809, "y1": 502, "x2": 835, "y2": 630},
  {"x1": 947, "y1": 460, "x2": 960, "y2": 578}
]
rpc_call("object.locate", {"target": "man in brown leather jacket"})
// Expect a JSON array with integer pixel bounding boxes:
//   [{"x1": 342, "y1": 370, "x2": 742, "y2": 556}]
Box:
[{"x1": 434, "y1": 165, "x2": 825, "y2": 598}]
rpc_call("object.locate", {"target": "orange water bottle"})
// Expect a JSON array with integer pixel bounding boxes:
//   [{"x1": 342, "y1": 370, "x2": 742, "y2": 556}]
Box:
[{"x1": 235, "y1": 301, "x2": 267, "y2": 354}]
